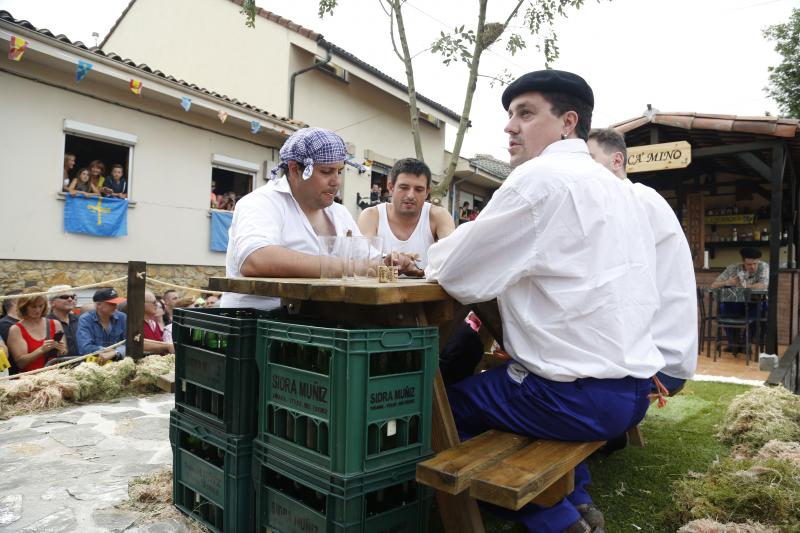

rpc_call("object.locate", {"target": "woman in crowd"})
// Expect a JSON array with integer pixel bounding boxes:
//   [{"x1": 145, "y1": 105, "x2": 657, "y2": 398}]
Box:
[
  {"x1": 155, "y1": 298, "x2": 167, "y2": 330},
  {"x1": 88, "y1": 160, "x2": 106, "y2": 190},
  {"x1": 67, "y1": 168, "x2": 99, "y2": 197},
  {"x1": 7, "y1": 293, "x2": 67, "y2": 372}
]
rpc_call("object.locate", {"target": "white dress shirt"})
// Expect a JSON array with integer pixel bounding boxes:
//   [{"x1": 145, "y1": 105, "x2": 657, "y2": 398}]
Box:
[
  {"x1": 220, "y1": 177, "x2": 360, "y2": 309},
  {"x1": 632, "y1": 182, "x2": 698, "y2": 379},
  {"x1": 427, "y1": 139, "x2": 664, "y2": 382}
]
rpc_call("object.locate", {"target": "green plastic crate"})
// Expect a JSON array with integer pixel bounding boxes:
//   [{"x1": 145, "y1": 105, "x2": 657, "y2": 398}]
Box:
[
  {"x1": 173, "y1": 307, "x2": 283, "y2": 435},
  {"x1": 169, "y1": 410, "x2": 253, "y2": 533},
  {"x1": 253, "y1": 438, "x2": 431, "y2": 533},
  {"x1": 256, "y1": 319, "x2": 438, "y2": 477}
]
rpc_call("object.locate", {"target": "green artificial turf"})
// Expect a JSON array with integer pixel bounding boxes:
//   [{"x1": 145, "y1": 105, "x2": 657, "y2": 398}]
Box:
[{"x1": 429, "y1": 380, "x2": 754, "y2": 533}]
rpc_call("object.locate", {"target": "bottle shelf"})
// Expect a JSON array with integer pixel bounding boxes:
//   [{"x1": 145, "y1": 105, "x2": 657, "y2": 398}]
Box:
[
  {"x1": 704, "y1": 214, "x2": 757, "y2": 225},
  {"x1": 705, "y1": 240, "x2": 787, "y2": 248}
]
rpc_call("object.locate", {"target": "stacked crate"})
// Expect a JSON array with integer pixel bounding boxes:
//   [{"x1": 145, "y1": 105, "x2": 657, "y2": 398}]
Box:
[
  {"x1": 170, "y1": 308, "x2": 273, "y2": 533},
  {"x1": 252, "y1": 319, "x2": 439, "y2": 532}
]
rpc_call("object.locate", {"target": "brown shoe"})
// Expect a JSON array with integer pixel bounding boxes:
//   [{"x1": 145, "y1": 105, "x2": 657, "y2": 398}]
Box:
[{"x1": 575, "y1": 504, "x2": 605, "y2": 529}]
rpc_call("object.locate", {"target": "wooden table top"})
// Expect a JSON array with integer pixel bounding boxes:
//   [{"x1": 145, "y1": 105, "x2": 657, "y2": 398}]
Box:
[{"x1": 208, "y1": 276, "x2": 452, "y2": 306}]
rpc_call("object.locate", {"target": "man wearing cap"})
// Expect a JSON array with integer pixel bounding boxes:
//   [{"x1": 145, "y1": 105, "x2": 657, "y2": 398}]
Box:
[
  {"x1": 46, "y1": 285, "x2": 80, "y2": 357},
  {"x1": 76, "y1": 288, "x2": 127, "y2": 360},
  {"x1": 426, "y1": 70, "x2": 662, "y2": 533},
  {"x1": 220, "y1": 127, "x2": 360, "y2": 309}
]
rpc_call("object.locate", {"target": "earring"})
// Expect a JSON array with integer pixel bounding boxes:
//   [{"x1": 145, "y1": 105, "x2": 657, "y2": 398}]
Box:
[{"x1": 560, "y1": 132, "x2": 567, "y2": 140}]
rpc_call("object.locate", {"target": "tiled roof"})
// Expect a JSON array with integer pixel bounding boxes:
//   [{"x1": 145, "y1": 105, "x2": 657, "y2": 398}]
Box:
[
  {"x1": 470, "y1": 154, "x2": 511, "y2": 179},
  {"x1": 613, "y1": 112, "x2": 799, "y2": 138},
  {"x1": 0, "y1": 9, "x2": 303, "y2": 129}
]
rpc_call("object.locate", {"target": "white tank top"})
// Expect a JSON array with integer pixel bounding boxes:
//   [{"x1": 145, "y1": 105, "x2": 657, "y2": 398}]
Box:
[{"x1": 377, "y1": 202, "x2": 435, "y2": 269}]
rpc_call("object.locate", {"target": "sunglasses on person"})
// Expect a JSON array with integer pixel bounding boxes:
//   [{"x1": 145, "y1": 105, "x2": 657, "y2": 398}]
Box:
[{"x1": 56, "y1": 294, "x2": 77, "y2": 300}]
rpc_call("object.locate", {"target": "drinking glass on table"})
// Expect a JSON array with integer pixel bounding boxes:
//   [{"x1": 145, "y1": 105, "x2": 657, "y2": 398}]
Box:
[
  {"x1": 349, "y1": 236, "x2": 384, "y2": 279},
  {"x1": 318, "y1": 236, "x2": 345, "y2": 279}
]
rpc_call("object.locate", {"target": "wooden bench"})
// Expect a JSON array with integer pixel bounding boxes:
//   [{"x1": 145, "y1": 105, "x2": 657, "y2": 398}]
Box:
[{"x1": 416, "y1": 429, "x2": 605, "y2": 511}]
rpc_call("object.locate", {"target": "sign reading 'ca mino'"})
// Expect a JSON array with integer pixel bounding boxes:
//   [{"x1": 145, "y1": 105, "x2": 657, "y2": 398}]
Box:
[{"x1": 626, "y1": 141, "x2": 692, "y2": 173}]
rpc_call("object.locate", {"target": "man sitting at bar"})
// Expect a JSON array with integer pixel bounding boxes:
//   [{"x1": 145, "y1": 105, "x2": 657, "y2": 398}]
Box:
[
  {"x1": 426, "y1": 69, "x2": 662, "y2": 533},
  {"x1": 588, "y1": 128, "x2": 697, "y2": 397},
  {"x1": 711, "y1": 247, "x2": 769, "y2": 351},
  {"x1": 220, "y1": 128, "x2": 361, "y2": 309}
]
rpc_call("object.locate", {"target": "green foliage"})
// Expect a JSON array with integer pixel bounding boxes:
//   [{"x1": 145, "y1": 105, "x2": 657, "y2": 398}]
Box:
[
  {"x1": 240, "y1": 0, "x2": 257, "y2": 28},
  {"x1": 431, "y1": 26, "x2": 476, "y2": 67},
  {"x1": 318, "y1": 0, "x2": 338, "y2": 18},
  {"x1": 763, "y1": 8, "x2": 800, "y2": 118}
]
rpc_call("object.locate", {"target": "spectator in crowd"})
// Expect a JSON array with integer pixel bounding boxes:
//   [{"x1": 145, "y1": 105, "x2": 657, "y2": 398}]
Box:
[
  {"x1": 79, "y1": 302, "x2": 96, "y2": 314},
  {"x1": 76, "y1": 288, "x2": 127, "y2": 361},
  {"x1": 88, "y1": 160, "x2": 106, "y2": 190},
  {"x1": 369, "y1": 183, "x2": 382, "y2": 207},
  {"x1": 220, "y1": 127, "x2": 360, "y2": 309},
  {"x1": 458, "y1": 201, "x2": 471, "y2": 225},
  {"x1": 101, "y1": 164, "x2": 128, "y2": 199},
  {"x1": 46, "y1": 285, "x2": 80, "y2": 357},
  {"x1": 193, "y1": 296, "x2": 206, "y2": 307},
  {"x1": 204, "y1": 294, "x2": 219, "y2": 308},
  {"x1": 467, "y1": 206, "x2": 481, "y2": 221},
  {"x1": 155, "y1": 298, "x2": 167, "y2": 330},
  {"x1": 143, "y1": 290, "x2": 174, "y2": 355},
  {"x1": 175, "y1": 296, "x2": 197, "y2": 309},
  {"x1": 7, "y1": 292, "x2": 67, "y2": 372},
  {"x1": 163, "y1": 289, "x2": 179, "y2": 325},
  {"x1": 211, "y1": 180, "x2": 218, "y2": 209},
  {"x1": 0, "y1": 336, "x2": 9, "y2": 376},
  {"x1": 63, "y1": 152, "x2": 76, "y2": 190},
  {"x1": 0, "y1": 296, "x2": 20, "y2": 344},
  {"x1": 67, "y1": 168, "x2": 99, "y2": 197},
  {"x1": 217, "y1": 191, "x2": 237, "y2": 211}
]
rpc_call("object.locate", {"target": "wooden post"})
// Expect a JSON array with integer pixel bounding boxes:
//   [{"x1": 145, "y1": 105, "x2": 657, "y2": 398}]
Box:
[
  {"x1": 126, "y1": 261, "x2": 146, "y2": 359},
  {"x1": 767, "y1": 145, "x2": 787, "y2": 355},
  {"x1": 686, "y1": 192, "x2": 705, "y2": 269}
]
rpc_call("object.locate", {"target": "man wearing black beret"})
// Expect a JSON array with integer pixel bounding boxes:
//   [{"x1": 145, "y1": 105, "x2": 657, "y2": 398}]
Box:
[{"x1": 426, "y1": 70, "x2": 663, "y2": 533}]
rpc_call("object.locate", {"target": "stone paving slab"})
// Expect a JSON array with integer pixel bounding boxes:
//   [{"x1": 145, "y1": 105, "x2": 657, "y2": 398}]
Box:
[{"x1": 0, "y1": 394, "x2": 191, "y2": 532}]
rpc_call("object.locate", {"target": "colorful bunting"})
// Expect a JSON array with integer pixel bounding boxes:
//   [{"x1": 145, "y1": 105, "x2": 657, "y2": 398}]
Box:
[
  {"x1": 8, "y1": 36, "x2": 27, "y2": 61},
  {"x1": 75, "y1": 60, "x2": 93, "y2": 82},
  {"x1": 129, "y1": 79, "x2": 143, "y2": 95},
  {"x1": 180, "y1": 96, "x2": 192, "y2": 112},
  {"x1": 250, "y1": 121, "x2": 261, "y2": 134},
  {"x1": 218, "y1": 110, "x2": 228, "y2": 124}
]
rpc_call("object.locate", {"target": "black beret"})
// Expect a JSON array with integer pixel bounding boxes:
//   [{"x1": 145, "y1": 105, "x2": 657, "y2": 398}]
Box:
[{"x1": 502, "y1": 69, "x2": 594, "y2": 110}]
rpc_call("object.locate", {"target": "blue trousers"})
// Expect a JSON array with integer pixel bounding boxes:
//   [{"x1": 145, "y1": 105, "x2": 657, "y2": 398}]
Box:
[
  {"x1": 653, "y1": 371, "x2": 686, "y2": 396},
  {"x1": 447, "y1": 362, "x2": 651, "y2": 533}
]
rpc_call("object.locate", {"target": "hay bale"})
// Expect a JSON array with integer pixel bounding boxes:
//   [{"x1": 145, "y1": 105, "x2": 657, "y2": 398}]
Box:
[
  {"x1": 0, "y1": 369, "x2": 80, "y2": 419},
  {"x1": 717, "y1": 386, "x2": 800, "y2": 452},
  {"x1": 755, "y1": 440, "x2": 800, "y2": 467},
  {"x1": 128, "y1": 354, "x2": 175, "y2": 392},
  {"x1": 678, "y1": 518, "x2": 780, "y2": 532},
  {"x1": 118, "y1": 468, "x2": 206, "y2": 532},
  {"x1": 668, "y1": 455, "x2": 800, "y2": 530},
  {"x1": 72, "y1": 357, "x2": 137, "y2": 401}
]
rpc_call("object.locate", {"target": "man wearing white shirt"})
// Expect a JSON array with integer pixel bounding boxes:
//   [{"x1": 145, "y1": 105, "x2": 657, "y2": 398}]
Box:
[
  {"x1": 220, "y1": 128, "x2": 360, "y2": 309},
  {"x1": 588, "y1": 128, "x2": 697, "y2": 397},
  {"x1": 426, "y1": 70, "x2": 663, "y2": 533}
]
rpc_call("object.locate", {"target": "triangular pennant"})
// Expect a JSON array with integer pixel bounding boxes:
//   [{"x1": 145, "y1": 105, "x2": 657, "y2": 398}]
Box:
[
  {"x1": 218, "y1": 110, "x2": 228, "y2": 124},
  {"x1": 76, "y1": 60, "x2": 93, "y2": 82},
  {"x1": 250, "y1": 121, "x2": 261, "y2": 134},
  {"x1": 180, "y1": 96, "x2": 192, "y2": 112},
  {"x1": 8, "y1": 36, "x2": 27, "y2": 61},
  {"x1": 129, "y1": 79, "x2": 143, "y2": 95}
]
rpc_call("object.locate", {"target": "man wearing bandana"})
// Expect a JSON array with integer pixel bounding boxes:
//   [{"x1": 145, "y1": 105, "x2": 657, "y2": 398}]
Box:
[{"x1": 220, "y1": 128, "x2": 360, "y2": 309}]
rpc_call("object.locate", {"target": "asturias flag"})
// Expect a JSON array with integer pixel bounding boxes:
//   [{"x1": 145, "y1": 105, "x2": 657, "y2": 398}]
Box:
[
  {"x1": 210, "y1": 210, "x2": 232, "y2": 252},
  {"x1": 64, "y1": 195, "x2": 128, "y2": 237}
]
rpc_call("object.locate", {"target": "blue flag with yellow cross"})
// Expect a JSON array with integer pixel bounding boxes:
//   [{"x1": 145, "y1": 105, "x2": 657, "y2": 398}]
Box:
[{"x1": 64, "y1": 195, "x2": 128, "y2": 237}]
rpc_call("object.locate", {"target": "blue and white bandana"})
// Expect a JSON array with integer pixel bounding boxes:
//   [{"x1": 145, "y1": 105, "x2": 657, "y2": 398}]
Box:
[{"x1": 270, "y1": 127, "x2": 347, "y2": 180}]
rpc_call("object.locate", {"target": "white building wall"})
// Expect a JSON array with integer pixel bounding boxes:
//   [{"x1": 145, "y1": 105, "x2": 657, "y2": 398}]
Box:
[{"x1": 0, "y1": 71, "x2": 275, "y2": 266}]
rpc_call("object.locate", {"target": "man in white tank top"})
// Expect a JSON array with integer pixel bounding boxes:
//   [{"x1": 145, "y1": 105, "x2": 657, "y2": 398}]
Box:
[{"x1": 357, "y1": 158, "x2": 454, "y2": 277}]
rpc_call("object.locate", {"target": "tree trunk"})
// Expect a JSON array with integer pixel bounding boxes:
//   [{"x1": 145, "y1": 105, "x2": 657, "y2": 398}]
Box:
[
  {"x1": 392, "y1": 1, "x2": 425, "y2": 162},
  {"x1": 430, "y1": 0, "x2": 488, "y2": 205}
]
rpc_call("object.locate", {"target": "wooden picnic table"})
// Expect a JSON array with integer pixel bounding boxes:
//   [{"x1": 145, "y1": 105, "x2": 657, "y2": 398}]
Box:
[{"x1": 208, "y1": 276, "x2": 488, "y2": 532}]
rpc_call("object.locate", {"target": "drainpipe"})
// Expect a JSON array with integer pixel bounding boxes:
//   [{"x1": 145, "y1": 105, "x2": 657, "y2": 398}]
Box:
[
  {"x1": 450, "y1": 178, "x2": 466, "y2": 220},
  {"x1": 289, "y1": 44, "x2": 332, "y2": 119}
]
